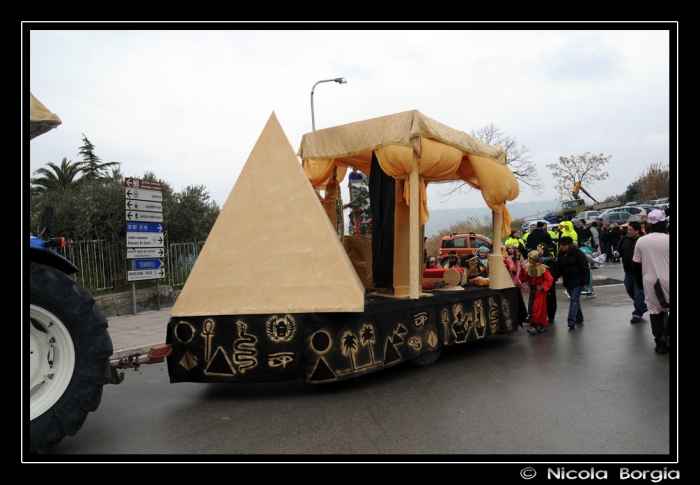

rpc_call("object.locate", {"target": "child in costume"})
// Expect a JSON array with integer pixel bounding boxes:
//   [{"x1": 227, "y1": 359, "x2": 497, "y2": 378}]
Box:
[{"x1": 519, "y1": 250, "x2": 554, "y2": 334}]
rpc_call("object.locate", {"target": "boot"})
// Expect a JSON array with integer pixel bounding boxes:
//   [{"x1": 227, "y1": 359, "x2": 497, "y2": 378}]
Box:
[{"x1": 650, "y1": 313, "x2": 666, "y2": 353}]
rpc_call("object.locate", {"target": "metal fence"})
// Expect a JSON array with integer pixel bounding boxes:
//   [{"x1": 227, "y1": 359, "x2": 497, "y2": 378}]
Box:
[{"x1": 56, "y1": 237, "x2": 205, "y2": 294}]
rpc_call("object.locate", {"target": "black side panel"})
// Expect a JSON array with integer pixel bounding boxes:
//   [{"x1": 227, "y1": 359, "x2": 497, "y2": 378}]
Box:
[{"x1": 369, "y1": 152, "x2": 395, "y2": 289}]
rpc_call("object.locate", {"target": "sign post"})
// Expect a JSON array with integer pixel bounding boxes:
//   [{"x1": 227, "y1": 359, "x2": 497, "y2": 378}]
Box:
[{"x1": 125, "y1": 178, "x2": 165, "y2": 314}]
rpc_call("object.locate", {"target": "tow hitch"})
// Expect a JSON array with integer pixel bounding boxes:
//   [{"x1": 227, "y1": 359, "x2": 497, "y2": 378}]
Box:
[{"x1": 109, "y1": 344, "x2": 173, "y2": 383}]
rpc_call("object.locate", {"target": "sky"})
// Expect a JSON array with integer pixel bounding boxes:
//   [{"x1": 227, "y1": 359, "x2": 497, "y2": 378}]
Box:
[{"x1": 25, "y1": 26, "x2": 675, "y2": 213}]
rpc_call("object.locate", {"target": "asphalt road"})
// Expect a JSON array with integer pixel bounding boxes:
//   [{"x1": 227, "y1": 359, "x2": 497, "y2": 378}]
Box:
[{"x1": 35, "y1": 262, "x2": 675, "y2": 463}]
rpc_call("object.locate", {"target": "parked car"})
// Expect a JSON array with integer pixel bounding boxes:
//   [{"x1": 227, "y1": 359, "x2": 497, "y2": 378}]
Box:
[
  {"x1": 612, "y1": 206, "x2": 647, "y2": 215},
  {"x1": 635, "y1": 204, "x2": 656, "y2": 213},
  {"x1": 573, "y1": 210, "x2": 601, "y2": 222},
  {"x1": 620, "y1": 213, "x2": 648, "y2": 232},
  {"x1": 540, "y1": 211, "x2": 560, "y2": 225},
  {"x1": 438, "y1": 232, "x2": 493, "y2": 266},
  {"x1": 601, "y1": 211, "x2": 631, "y2": 224},
  {"x1": 646, "y1": 197, "x2": 669, "y2": 206},
  {"x1": 521, "y1": 215, "x2": 542, "y2": 232},
  {"x1": 600, "y1": 207, "x2": 621, "y2": 214}
]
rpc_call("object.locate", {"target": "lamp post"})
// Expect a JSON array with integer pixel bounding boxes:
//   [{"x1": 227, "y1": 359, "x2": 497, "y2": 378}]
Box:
[{"x1": 310, "y1": 77, "x2": 347, "y2": 131}]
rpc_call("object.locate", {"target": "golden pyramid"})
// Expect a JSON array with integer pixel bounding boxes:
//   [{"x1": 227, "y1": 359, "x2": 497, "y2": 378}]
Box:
[{"x1": 171, "y1": 112, "x2": 365, "y2": 317}]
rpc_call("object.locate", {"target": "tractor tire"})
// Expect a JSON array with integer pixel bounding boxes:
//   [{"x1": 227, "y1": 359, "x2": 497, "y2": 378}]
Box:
[
  {"x1": 410, "y1": 347, "x2": 443, "y2": 367},
  {"x1": 29, "y1": 262, "x2": 113, "y2": 454}
]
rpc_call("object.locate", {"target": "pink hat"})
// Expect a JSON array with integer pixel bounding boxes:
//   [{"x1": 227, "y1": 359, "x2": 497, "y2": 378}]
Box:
[{"x1": 647, "y1": 209, "x2": 667, "y2": 224}]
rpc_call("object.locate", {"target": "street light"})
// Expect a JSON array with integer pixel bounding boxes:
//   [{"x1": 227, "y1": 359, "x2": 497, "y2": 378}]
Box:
[{"x1": 310, "y1": 77, "x2": 347, "y2": 131}]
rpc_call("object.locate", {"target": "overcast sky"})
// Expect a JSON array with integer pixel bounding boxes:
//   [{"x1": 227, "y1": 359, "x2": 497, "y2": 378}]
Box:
[{"x1": 26, "y1": 27, "x2": 674, "y2": 212}]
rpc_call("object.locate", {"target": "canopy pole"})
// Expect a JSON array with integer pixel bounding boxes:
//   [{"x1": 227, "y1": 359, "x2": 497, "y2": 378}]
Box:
[
  {"x1": 409, "y1": 153, "x2": 420, "y2": 299},
  {"x1": 488, "y1": 209, "x2": 514, "y2": 289}
]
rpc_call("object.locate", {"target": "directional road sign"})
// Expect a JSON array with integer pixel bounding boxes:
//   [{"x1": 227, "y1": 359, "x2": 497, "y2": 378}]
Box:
[
  {"x1": 126, "y1": 232, "x2": 164, "y2": 248},
  {"x1": 133, "y1": 259, "x2": 166, "y2": 270},
  {"x1": 126, "y1": 210, "x2": 164, "y2": 222},
  {"x1": 128, "y1": 268, "x2": 166, "y2": 281},
  {"x1": 125, "y1": 188, "x2": 163, "y2": 202},
  {"x1": 125, "y1": 200, "x2": 163, "y2": 212},
  {"x1": 127, "y1": 247, "x2": 165, "y2": 259},
  {"x1": 126, "y1": 222, "x2": 164, "y2": 233},
  {"x1": 125, "y1": 178, "x2": 162, "y2": 191}
]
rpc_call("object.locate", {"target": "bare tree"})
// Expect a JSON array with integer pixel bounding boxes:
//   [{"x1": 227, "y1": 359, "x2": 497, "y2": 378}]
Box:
[
  {"x1": 437, "y1": 123, "x2": 544, "y2": 200},
  {"x1": 638, "y1": 162, "x2": 670, "y2": 200},
  {"x1": 546, "y1": 152, "x2": 611, "y2": 201}
]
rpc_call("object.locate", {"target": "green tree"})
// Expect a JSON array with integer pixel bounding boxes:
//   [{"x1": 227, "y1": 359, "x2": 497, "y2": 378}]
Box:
[
  {"x1": 163, "y1": 184, "x2": 220, "y2": 243},
  {"x1": 546, "y1": 152, "x2": 611, "y2": 202},
  {"x1": 77, "y1": 134, "x2": 121, "y2": 181},
  {"x1": 31, "y1": 157, "x2": 83, "y2": 192},
  {"x1": 439, "y1": 123, "x2": 544, "y2": 200},
  {"x1": 30, "y1": 168, "x2": 127, "y2": 240}
]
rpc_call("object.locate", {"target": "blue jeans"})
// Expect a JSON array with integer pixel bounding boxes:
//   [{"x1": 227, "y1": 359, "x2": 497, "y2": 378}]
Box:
[
  {"x1": 567, "y1": 285, "x2": 584, "y2": 326},
  {"x1": 623, "y1": 273, "x2": 648, "y2": 319}
]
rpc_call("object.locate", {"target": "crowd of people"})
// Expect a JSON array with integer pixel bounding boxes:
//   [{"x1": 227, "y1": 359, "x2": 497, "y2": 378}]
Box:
[{"x1": 422, "y1": 208, "x2": 671, "y2": 354}]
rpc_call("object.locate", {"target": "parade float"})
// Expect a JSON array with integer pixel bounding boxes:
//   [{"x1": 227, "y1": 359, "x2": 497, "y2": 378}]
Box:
[{"x1": 166, "y1": 110, "x2": 526, "y2": 384}]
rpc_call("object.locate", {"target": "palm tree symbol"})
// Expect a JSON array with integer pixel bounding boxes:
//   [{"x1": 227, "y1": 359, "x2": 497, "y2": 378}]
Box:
[
  {"x1": 361, "y1": 325, "x2": 376, "y2": 365},
  {"x1": 342, "y1": 332, "x2": 358, "y2": 371}
]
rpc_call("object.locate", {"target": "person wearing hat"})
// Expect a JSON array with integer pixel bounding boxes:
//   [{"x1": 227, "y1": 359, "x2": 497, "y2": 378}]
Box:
[
  {"x1": 632, "y1": 209, "x2": 670, "y2": 354},
  {"x1": 476, "y1": 247, "x2": 490, "y2": 270},
  {"x1": 557, "y1": 235, "x2": 591, "y2": 330},
  {"x1": 464, "y1": 253, "x2": 488, "y2": 283},
  {"x1": 537, "y1": 242, "x2": 559, "y2": 323},
  {"x1": 442, "y1": 250, "x2": 459, "y2": 269},
  {"x1": 518, "y1": 250, "x2": 554, "y2": 334},
  {"x1": 557, "y1": 220, "x2": 578, "y2": 246}
]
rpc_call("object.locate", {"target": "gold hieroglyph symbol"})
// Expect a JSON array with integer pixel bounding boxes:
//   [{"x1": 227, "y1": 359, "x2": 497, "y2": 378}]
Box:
[
  {"x1": 407, "y1": 337, "x2": 422, "y2": 350},
  {"x1": 178, "y1": 351, "x2": 198, "y2": 370},
  {"x1": 427, "y1": 330, "x2": 438, "y2": 349},
  {"x1": 489, "y1": 297, "x2": 500, "y2": 333},
  {"x1": 234, "y1": 321, "x2": 258, "y2": 373},
  {"x1": 413, "y1": 312, "x2": 428, "y2": 327}
]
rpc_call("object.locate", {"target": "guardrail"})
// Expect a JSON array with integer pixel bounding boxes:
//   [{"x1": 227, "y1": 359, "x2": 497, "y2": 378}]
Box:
[{"x1": 55, "y1": 237, "x2": 205, "y2": 294}]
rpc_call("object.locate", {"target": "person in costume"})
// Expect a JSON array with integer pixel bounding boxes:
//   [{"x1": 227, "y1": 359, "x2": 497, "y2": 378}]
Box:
[
  {"x1": 464, "y1": 254, "x2": 488, "y2": 283},
  {"x1": 519, "y1": 250, "x2": 554, "y2": 334},
  {"x1": 504, "y1": 243, "x2": 527, "y2": 297}
]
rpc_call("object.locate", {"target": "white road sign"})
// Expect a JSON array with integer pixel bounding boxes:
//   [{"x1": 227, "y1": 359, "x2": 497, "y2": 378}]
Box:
[
  {"x1": 127, "y1": 247, "x2": 165, "y2": 259},
  {"x1": 125, "y1": 200, "x2": 163, "y2": 212},
  {"x1": 126, "y1": 232, "x2": 165, "y2": 248},
  {"x1": 128, "y1": 269, "x2": 166, "y2": 281},
  {"x1": 125, "y1": 188, "x2": 163, "y2": 202},
  {"x1": 126, "y1": 210, "x2": 164, "y2": 222}
]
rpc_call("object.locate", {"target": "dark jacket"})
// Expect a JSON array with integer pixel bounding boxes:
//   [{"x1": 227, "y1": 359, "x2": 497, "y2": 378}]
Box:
[
  {"x1": 541, "y1": 256, "x2": 558, "y2": 280},
  {"x1": 556, "y1": 247, "x2": 590, "y2": 289},
  {"x1": 616, "y1": 234, "x2": 643, "y2": 274},
  {"x1": 576, "y1": 225, "x2": 592, "y2": 244},
  {"x1": 525, "y1": 228, "x2": 553, "y2": 252},
  {"x1": 600, "y1": 228, "x2": 611, "y2": 243},
  {"x1": 610, "y1": 227, "x2": 622, "y2": 249}
]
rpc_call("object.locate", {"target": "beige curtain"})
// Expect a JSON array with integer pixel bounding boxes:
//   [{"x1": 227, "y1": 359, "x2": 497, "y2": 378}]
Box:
[
  {"x1": 455, "y1": 154, "x2": 517, "y2": 238},
  {"x1": 375, "y1": 137, "x2": 462, "y2": 226},
  {"x1": 302, "y1": 159, "x2": 348, "y2": 195}
]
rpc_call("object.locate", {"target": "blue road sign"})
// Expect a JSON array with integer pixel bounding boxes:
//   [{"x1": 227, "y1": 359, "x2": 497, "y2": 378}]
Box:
[
  {"x1": 134, "y1": 259, "x2": 165, "y2": 270},
  {"x1": 126, "y1": 222, "x2": 164, "y2": 233}
]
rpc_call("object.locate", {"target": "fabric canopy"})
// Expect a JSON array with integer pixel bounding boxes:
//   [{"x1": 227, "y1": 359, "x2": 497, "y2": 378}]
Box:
[
  {"x1": 29, "y1": 92, "x2": 62, "y2": 140},
  {"x1": 296, "y1": 110, "x2": 519, "y2": 237}
]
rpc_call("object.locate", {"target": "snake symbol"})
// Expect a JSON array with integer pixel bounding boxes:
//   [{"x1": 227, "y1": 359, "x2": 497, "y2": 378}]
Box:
[{"x1": 233, "y1": 321, "x2": 258, "y2": 373}]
